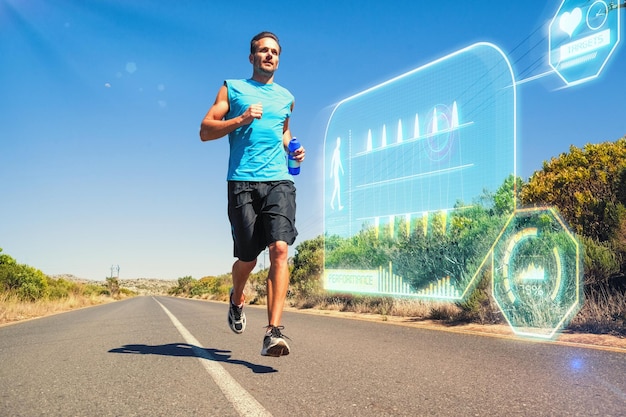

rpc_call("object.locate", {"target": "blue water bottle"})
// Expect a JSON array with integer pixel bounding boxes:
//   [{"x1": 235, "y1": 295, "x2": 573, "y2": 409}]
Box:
[{"x1": 288, "y1": 137, "x2": 301, "y2": 175}]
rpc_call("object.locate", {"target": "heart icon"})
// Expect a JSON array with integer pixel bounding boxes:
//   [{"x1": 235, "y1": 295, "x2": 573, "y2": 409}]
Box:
[{"x1": 559, "y1": 7, "x2": 582, "y2": 37}]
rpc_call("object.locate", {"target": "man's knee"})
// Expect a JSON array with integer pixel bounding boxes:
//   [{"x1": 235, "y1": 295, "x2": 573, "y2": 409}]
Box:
[{"x1": 268, "y1": 241, "x2": 288, "y2": 263}]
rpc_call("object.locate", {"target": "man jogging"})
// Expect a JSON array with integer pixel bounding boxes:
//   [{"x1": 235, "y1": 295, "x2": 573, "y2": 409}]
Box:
[{"x1": 199, "y1": 31, "x2": 305, "y2": 357}]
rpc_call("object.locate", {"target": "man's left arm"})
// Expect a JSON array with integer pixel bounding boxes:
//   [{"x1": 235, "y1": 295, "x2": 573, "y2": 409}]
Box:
[{"x1": 283, "y1": 102, "x2": 305, "y2": 162}]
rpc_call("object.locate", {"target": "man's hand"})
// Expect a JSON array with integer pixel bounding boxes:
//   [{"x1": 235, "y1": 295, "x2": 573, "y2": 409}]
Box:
[
  {"x1": 242, "y1": 102, "x2": 263, "y2": 124},
  {"x1": 292, "y1": 145, "x2": 305, "y2": 163}
]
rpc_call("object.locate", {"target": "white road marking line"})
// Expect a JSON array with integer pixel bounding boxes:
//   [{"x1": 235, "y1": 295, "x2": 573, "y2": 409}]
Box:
[{"x1": 153, "y1": 298, "x2": 272, "y2": 417}]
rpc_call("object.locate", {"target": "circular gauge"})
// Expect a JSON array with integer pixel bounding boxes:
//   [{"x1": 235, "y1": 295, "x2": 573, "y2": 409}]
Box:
[
  {"x1": 425, "y1": 104, "x2": 457, "y2": 162},
  {"x1": 586, "y1": 1, "x2": 608, "y2": 30}
]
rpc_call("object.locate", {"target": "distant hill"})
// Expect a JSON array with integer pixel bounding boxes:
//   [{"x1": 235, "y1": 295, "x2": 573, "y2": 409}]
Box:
[
  {"x1": 49, "y1": 274, "x2": 176, "y2": 296},
  {"x1": 118, "y1": 278, "x2": 177, "y2": 295}
]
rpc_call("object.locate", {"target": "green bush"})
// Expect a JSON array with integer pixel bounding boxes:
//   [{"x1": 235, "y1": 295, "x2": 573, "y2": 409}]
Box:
[
  {"x1": 581, "y1": 235, "x2": 621, "y2": 286},
  {"x1": 46, "y1": 278, "x2": 82, "y2": 300},
  {"x1": 83, "y1": 283, "x2": 108, "y2": 297},
  {"x1": 119, "y1": 287, "x2": 136, "y2": 296},
  {"x1": 457, "y1": 271, "x2": 501, "y2": 324},
  {"x1": 290, "y1": 236, "x2": 324, "y2": 297},
  {"x1": 189, "y1": 278, "x2": 215, "y2": 297},
  {"x1": 521, "y1": 138, "x2": 626, "y2": 281},
  {"x1": 0, "y1": 262, "x2": 49, "y2": 301},
  {"x1": 168, "y1": 275, "x2": 231, "y2": 298},
  {"x1": 169, "y1": 276, "x2": 195, "y2": 295}
]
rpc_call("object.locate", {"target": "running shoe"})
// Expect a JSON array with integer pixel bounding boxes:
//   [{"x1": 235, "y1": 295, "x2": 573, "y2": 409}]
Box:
[
  {"x1": 227, "y1": 288, "x2": 246, "y2": 334},
  {"x1": 261, "y1": 325, "x2": 291, "y2": 357}
]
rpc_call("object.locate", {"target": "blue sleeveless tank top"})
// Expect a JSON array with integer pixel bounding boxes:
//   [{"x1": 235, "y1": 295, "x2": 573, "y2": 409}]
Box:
[{"x1": 225, "y1": 79, "x2": 294, "y2": 181}]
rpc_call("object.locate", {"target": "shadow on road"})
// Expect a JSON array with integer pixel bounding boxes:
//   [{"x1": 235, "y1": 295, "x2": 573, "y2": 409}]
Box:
[{"x1": 108, "y1": 343, "x2": 277, "y2": 374}]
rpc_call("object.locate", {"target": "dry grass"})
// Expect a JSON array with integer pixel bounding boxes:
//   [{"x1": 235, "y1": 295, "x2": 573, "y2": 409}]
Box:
[
  {"x1": 0, "y1": 292, "x2": 114, "y2": 325},
  {"x1": 288, "y1": 293, "x2": 464, "y2": 322},
  {"x1": 390, "y1": 298, "x2": 438, "y2": 317},
  {"x1": 5, "y1": 275, "x2": 623, "y2": 341},
  {"x1": 288, "y1": 288, "x2": 626, "y2": 337},
  {"x1": 569, "y1": 286, "x2": 626, "y2": 336},
  {"x1": 0, "y1": 278, "x2": 176, "y2": 326}
]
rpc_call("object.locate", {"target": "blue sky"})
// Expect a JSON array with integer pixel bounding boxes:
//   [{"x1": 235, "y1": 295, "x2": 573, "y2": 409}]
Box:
[{"x1": 1, "y1": 0, "x2": 624, "y2": 280}]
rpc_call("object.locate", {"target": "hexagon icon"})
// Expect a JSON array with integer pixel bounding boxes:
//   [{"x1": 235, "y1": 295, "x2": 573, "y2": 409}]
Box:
[
  {"x1": 492, "y1": 207, "x2": 583, "y2": 339},
  {"x1": 549, "y1": 0, "x2": 621, "y2": 86}
]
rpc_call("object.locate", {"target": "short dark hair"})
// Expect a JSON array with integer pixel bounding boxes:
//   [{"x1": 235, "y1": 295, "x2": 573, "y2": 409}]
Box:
[{"x1": 250, "y1": 31, "x2": 281, "y2": 54}]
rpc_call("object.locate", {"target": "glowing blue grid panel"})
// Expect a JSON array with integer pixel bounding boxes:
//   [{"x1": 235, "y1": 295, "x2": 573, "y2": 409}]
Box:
[{"x1": 323, "y1": 43, "x2": 515, "y2": 298}]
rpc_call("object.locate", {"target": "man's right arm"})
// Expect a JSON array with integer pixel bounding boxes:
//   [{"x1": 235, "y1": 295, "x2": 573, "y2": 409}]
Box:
[{"x1": 199, "y1": 85, "x2": 262, "y2": 142}]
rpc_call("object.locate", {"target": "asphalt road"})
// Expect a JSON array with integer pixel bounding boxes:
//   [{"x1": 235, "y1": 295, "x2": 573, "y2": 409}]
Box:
[{"x1": 1, "y1": 296, "x2": 624, "y2": 416}]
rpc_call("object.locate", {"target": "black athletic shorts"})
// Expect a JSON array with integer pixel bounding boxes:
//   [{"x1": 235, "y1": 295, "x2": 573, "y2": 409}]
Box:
[{"x1": 227, "y1": 180, "x2": 298, "y2": 262}]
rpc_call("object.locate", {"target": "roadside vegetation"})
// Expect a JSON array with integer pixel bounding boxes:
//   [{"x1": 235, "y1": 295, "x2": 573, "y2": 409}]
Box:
[
  {"x1": 169, "y1": 137, "x2": 626, "y2": 336},
  {"x1": 0, "y1": 251, "x2": 134, "y2": 324},
  {"x1": 2, "y1": 137, "x2": 625, "y2": 336}
]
